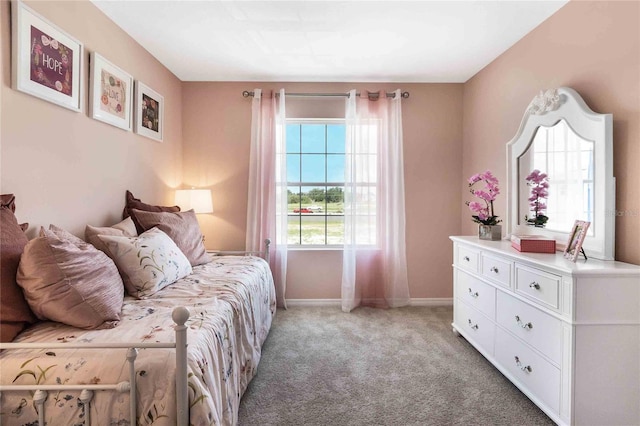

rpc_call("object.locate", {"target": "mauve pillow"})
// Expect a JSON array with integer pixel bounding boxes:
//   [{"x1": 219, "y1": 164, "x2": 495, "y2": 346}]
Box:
[
  {"x1": 48, "y1": 224, "x2": 86, "y2": 245},
  {"x1": 130, "y1": 208, "x2": 210, "y2": 266},
  {"x1": 1, "y1": 193, "x2": 28, "y2": 231},
  {"x1": 85, "y1": 217, "x2": 138, "y2": 254},
  {"x1": 16, "y1": 227, "x2": 124, "y2": 329},
  {"x1": 98, "y1": 228, "x2": 192, "y2": 298},
  {"x1": 122, "y1": 190, "x2": 180, "y2": 233},
  {"x1": 0, "y1": 206, "x2": 36, "y2": 342},
  {"x1": 1, "y1": 194, "x2": 17, "y2": 212}
]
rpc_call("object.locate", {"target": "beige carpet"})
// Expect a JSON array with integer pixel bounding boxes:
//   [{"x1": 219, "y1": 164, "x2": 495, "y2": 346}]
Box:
[{"x1": 238, "y1": 306, "x2": 554, "y2": 426}]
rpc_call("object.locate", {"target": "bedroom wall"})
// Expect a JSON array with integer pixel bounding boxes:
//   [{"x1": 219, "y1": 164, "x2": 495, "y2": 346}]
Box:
[
  {"x1": 182, "y1": 82, "x2": 464, "y2": 300},
  {"x1": 462, "y1": 0, "x2": 640, "y2": 265},
  {"x1": 0, "y1": 0, "x2": 183, "y2": 238}
]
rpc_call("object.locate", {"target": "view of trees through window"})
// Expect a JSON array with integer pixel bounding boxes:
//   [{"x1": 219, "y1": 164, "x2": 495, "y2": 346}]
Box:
[{"x1": 287, "y1": 121, "x2": 345, "y2": 245}]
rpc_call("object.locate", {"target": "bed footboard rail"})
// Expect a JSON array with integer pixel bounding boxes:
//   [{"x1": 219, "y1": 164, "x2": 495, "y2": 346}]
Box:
[{"x1": 0, "y1": 306, "x2": 190, "y2": 426}]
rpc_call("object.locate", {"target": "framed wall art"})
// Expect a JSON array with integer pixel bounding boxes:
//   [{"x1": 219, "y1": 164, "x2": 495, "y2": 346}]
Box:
[
  {"x1": 135, "y1": 81, "x2": 164, "y2": 142},
  {"x1": 11, "y1": 0, "x2": 83, "y2": 111},
  {"x1": 563, "y1": 220, "x2": 591, "y2": 262},
  {"x1": 89, "y1": 52, "x2": 133, "y2": 131}
]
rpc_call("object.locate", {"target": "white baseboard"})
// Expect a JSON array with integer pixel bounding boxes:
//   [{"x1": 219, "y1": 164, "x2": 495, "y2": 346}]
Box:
[
  {"x1": 285, "y1": 298, "x2": 453, "y2": 307},
  {"x1": 408, "y1": 298, "x2": 453, "y2": 307},
  {"x1": 286, "y1": 299, "x2": 342, "y2": 307}
]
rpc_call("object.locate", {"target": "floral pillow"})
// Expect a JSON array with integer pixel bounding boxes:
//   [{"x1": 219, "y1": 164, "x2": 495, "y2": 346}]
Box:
[{"x1": 98, "y1": 228, "x2": 192, "y2": 298}]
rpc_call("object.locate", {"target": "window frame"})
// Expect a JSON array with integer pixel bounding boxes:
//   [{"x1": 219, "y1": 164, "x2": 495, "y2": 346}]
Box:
[{"x1": 285, "y1": 118, "x2": 346, "y2": 249}]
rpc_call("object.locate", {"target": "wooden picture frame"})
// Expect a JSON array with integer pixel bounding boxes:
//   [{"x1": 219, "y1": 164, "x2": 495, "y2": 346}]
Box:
[
  {"x1": 11, "y1": 0, "x2": 83, "y2": 112},
  {"x1": 89, "y1": 52, "x2": 133, "y2": 131},
  {"x1": 135, "y1": 81, "x2": 164, "y2": 142},
  {"x1": 563, "y1": 220, "x2": 591, "y2": 262}
]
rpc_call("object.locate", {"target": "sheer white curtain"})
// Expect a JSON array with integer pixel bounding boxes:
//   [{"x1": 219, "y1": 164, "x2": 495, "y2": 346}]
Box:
[
  {"x1": 246, "y1": 89, "x2": 288, "y2": 308},
  {"x1": 342, "y1": 89, "x2": 410, "y2": 312}
]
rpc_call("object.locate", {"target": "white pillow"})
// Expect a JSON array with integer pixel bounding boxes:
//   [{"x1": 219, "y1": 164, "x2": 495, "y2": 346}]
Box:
[{"x1": 98, "y1": 227, "x2": 192, "y2": 298}]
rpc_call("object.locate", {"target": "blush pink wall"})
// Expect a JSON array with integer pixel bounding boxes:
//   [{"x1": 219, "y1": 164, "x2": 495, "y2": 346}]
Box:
[
  {"x1": 3, "y1": 0, "x2": 636, "y2": 303},
  {"x1": 182, "y1": 82, "x2": 464, "y2": 300},
  {"x1": 462, "y1": 0, "x2": 640, "y2": 265},
  {"x1": 1, "y1": 0, "x2": 183, "y2": 237}
]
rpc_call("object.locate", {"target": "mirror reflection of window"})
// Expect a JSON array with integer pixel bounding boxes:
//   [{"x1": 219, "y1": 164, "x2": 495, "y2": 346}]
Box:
[{"x1": 518, "y1": 119, "x2": 594, "y2": 235}]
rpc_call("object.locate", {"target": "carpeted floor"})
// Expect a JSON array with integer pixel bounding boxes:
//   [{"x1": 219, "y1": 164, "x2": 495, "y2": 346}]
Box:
[{"x1": 238, "y1": 306, "x2": 555, "y2": 426}]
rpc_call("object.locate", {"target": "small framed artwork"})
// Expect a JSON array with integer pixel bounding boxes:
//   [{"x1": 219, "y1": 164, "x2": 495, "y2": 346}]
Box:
[
  {"x1": 11, "y1": 0, "x2": 83, "y2": 111},
  {"x1": 563, "y1": 220, "x2": 591, "y2": 262},
  {"x1": 89, "y1": 52, "x2": 133, "y2": 131},
  {"x1": 135, "y1": 81, "x2": 164, "y2": 142}
]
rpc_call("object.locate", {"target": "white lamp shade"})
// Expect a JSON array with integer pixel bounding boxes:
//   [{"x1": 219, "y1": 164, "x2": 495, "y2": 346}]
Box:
[{"x1": 175, "y1": 189, "x2": 213, "y2": 214}]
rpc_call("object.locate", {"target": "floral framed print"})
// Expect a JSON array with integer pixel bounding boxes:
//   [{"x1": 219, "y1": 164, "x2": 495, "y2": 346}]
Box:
[
  {"x1": 11, "y1": 0, "x2": 83, "y2": 112},
  {"x1": 563, "y1": 220, "x2": 591, "y2": 262},
  {"x1": 135, "y1": 81, "x2": 164, "y2": 142},
  {"x1": 89, "y1": 52, "x2": 133, "y2": 131}
]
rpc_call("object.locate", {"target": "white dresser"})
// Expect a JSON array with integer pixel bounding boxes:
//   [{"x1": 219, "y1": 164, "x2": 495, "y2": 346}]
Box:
[{"x1": 450, "y1": 236, "x2": 640, "y2": 426}]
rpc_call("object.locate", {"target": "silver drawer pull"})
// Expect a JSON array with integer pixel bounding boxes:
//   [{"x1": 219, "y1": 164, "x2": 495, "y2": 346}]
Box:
[
  {"x1": 463, "y1": 256, "x2": 470, "y2": 262},
  {"x1": 514, "y1": 356, "x2": 532, "y2": 373},
  {"x1": 515, "y1": 315, "x2": 533, "y2": 330},
  {"x1": 468, "y1": 288, "x2": 479, "y2": 298},
  {"x1": 467, "y1": 319, "x2": 479, "y2": 330},
  {"x1": 490, "y1": 266, "x2": 499, "y2": 273},
  {"x1": 529, "y1": 282, "x2": 540, "y2": 290}
]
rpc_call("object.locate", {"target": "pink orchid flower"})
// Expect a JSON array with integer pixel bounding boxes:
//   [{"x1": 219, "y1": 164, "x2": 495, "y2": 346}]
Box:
[{"x1": 466, "y1": 170, "x2": 501, "y2": 226}]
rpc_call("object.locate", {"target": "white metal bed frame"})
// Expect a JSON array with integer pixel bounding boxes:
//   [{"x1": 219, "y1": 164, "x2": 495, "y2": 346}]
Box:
[{"x1": 0, "y1": 239, "x2": 271, "y2": 426}]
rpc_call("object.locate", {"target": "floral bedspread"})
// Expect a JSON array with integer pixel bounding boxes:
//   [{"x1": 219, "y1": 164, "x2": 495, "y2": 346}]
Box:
[{"x1": 0, "y1": 256, "x2": 276, "y2": 426}]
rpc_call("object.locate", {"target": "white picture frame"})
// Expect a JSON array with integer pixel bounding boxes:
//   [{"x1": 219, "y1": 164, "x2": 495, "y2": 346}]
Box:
[
  {"x1": 135, "y1": 81, "x2": 164, "y2": 142},
  {"x1": 11, "y1": 0, "x2": 83, "y2": 112},
  {"x1": 563, "y1": 220, "x2": 591, "y2": 262},
  {"x1": 89, "y1": 52, "x2": 133, "y2": 131}
]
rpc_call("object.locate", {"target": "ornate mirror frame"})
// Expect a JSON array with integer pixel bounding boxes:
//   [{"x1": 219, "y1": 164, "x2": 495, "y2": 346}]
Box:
[{"x1": 506, "y1": 87, "x2": 615, "y2": 260}]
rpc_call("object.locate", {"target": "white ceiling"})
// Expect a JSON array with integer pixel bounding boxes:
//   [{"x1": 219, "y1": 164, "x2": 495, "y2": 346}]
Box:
[{"x1": 92, "y1": 0, "x2": 568, "y2": 83}]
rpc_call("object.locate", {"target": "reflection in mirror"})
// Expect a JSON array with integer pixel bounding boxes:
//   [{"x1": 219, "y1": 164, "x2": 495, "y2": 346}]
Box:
[
  {"x1": 518, "y1": 119, "x2": 594, "y2": 236},
  {"x1": 507, "y1": 87, "x2": 614, "y2": 260}
]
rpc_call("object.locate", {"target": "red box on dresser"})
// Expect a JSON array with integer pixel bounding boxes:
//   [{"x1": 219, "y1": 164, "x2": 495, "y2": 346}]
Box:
[{"x1": 510, "y1": 235, "x2": 556, "y2": 253}]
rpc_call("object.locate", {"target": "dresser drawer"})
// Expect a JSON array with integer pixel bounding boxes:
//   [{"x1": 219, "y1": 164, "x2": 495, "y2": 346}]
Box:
[
  {"x1": 515, "y1": 265, "x2": 561, "y2": 309},
  {"x1": 455, "y1": 300, "x2": 495, "y2": 356},
  {"x1": 456, "y1": 245, "x2": 479, "y2": 273},
  {"x1": 495, "y1": 328, "x2": 560, "y2": 414},
  {"x1": 481, "y1": 254, "x2": 512, "y2": 288},
  {"x1": 456, "y1": 269, "x2": 496, "y2": 319},
  {"x1": 496, "y1": 291, "x2": 562, "y2": 364}
]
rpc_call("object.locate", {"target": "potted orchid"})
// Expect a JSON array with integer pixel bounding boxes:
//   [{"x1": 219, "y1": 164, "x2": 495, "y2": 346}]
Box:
[
  {"x1": 525, "y1": 169, "x2": 549, "y2": 227},
  {"x1": 466, "y1": 170, "x2": 502, "y2": 240}
]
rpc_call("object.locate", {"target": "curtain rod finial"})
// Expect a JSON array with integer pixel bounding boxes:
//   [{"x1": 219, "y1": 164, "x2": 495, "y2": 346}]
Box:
[{"x1": 242, "y1": 91, "x2": 252, "y2": 98}]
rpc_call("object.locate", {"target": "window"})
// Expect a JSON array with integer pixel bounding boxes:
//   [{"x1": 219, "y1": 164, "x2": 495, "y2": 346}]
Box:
[{"x1": 286, "y1": 120, "x2": 345, "y2": 245}]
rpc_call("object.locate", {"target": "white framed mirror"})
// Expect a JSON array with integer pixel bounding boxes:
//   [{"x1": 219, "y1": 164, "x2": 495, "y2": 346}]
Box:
[{"x1": 506, "y1": 87, "x2": 615, "y2": 260}]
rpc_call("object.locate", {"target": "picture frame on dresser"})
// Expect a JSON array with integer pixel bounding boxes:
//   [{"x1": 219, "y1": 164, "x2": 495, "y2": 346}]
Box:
[
  {"x1": 89, "y1": 52, "x2": 133, "y2": 131},
  {"x1": 11, "y1": 0, "x2": 83, "y2": 112},
  {"x1": 563, "y1": 220, "x2": 590, "y2": 262},
  {"x1": 134, "y1": 81, "x2": 164, "y2": 142}
]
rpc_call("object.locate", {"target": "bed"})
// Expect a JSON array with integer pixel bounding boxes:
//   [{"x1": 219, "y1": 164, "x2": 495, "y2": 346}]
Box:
[
  {"x1": 0, "y1": 192, "x2": 275, "y2": 426},
  {"x1": 0, "y1": 254, "x2": 275, "y2": 426}
]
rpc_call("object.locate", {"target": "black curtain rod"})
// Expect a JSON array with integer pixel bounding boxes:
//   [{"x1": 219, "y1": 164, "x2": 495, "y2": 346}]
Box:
[{"x1": 241, "y1": 90, "x2": 410, "y2": 99}]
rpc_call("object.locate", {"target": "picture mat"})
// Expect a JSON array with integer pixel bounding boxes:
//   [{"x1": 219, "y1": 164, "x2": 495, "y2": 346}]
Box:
[
  {"x1": 12, "y1": 0, "x2": 83, "y2": 111},
  {"x1": 89, "y1": 52, "x2": 133, "y2": 131},
  {"x1": 135, "y1": 81, "x2": 164, "y2": 142}
]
